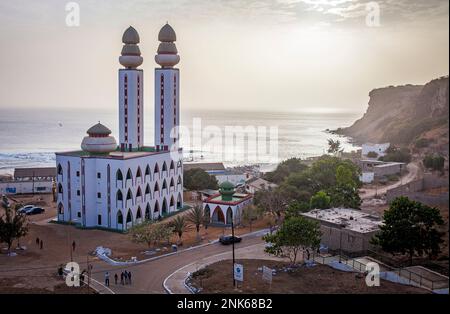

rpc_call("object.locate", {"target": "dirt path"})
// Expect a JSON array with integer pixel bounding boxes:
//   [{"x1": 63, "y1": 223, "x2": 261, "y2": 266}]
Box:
[{"x1": 360, "y1": 161, "x2": 422, "y2": 200}]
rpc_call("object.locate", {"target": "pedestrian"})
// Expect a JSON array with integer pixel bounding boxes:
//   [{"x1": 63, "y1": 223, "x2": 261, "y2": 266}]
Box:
[
  {"x1": 105, "y1": 271, "x2": 110, "y2": 287},
  {"x1": 114, "y1": 273, "x2": 118, "y2": 285},
  {"x1": 120, "y1": 272, "x2": 124, "y2": 285},
  {"x1": 128, "y1": 271, "x2": 132, "y2": 285},
  {"x1": 40, "y1": 239, "x2": 43, "y2": 250},
  {"x1": 36, "y1": 237, "x2": 40, "y2": 246},
  {"x1": 72, "y1": 240, "x2": 76, "y2": 251},
  {"x1": 306, "y1": 249, "x2": 310, "y2": 260},
  {"x1": 124, "y1": 270, "x2": 128, "y2": 284}
]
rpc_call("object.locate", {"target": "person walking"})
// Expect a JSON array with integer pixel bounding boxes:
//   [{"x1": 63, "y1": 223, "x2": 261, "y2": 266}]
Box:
[
  {"x1": 114, "y1": 273, "x2": 118, "y2": 285},
  {"x1": 124, "y1": 270, "x2": 128, "y2": 284},
  {"x1": 120, "y1": 272, "x2": 124, "y2": 285},
  {"x1": 36, "y1": 237, "x2": 40, "y2": 246},
  {"x1": 127, "y1": 271, "x2": 132, "y2": 285},
  {"x1": 72, "y1": 240, "x2": 76, "y2": 252},
  {"x1": 105, "y1": 272, "x2": 110, "y2": 287},
  {"x1": 40, "y1": 239, "x2": 43, "y2": 250}
]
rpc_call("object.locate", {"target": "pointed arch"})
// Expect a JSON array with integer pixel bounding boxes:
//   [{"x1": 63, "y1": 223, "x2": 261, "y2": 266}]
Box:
[
  {"x1": 212, "y1": 206, "x2": 225, "y2": 224},
  {"x1": 170, "y1": 177, "x2": 175, "y2": 189},
  {"x1": 177, "y1": 192, "x2": 182, "y2": 209},
  {"x1": 116, "y1": 189, "x2": 123, "y2": 206},
  {"x1": 162, "y1": 198, "x2": 168, "y2": 215},
  {"x1": 145, "y1": 183, "x2": 151, "y2": 200},
  {"x1": 154, "y1": 163, "x2": 160, "y2": 180},
  {"x1": 126, "y1": 188, "x2": 133, "y2": 207},
  {"x1": 136, "y1": 166, "x2": 142, "y2": 184},
  {"x1": 117, "y1": 210, "x2": 123, "y2": 223},
  {"x1": 57, "y1": 164, "x2": 63, "y2": 175},
  {"x1": 145, "y1": 203, "x2": 151, "y2": 220},
  {"x1": 58, "y1": 203, "x2": 64, "y2": 215},
  {"x1": 177, "y1": 175, "x2": 182, "y2": 186},
  {"x1": 126, "y1": 209, "x2": 133, "y2": 228},
  {"x1": 58, "y1": 183, "x2": 63, "y2": 194},
  {"x1": 154, "y1": 181, "x2": 160, "y2": 197},
  {"x1": 116, "y1": 169, "x2": 123, "y2": 181},
  {"x1": 136, "y1": 186, "x2": 142, "y2": 203},
  {"x1": 170, "y1": 195, "x2": 175, "y2": 208},
  {"x1": 145, "y1": 164, "x2": 151, "y2": 181},
  {"x1": 170, "y1": 160, "x2": 175, "y2": 171},
  {"x1": 162, "y1": 179, "x2": 167, "y2": 191},
  {"x1": 136, "y1": 206, "x2": 142, "y2": 220},
  {"x1": 126, "y1": 168, "x2": 132, "y2": 181},
  {"x1": 226, "y1": 207, "x2": 233, "y2": 225},
  {"x1": 162, "y1": 161, "x2": 167, "y2": 172},
  {"x1": 154, "y1": 200, "x2": 160, "y2": 213}
]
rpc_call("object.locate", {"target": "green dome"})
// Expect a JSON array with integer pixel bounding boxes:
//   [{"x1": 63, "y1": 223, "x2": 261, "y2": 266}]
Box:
[{"x1": 219, "y1": 181, "x2": 235, "y2": 190}]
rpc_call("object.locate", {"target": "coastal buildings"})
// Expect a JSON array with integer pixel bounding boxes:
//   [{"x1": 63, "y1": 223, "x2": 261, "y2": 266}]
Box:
[
  {"x1": 359, "y1": 159, "x2": 405, "y2": 183},
  {"x1": 0, "y1": 167, "x2": 55, "y2": 195},
  {"x1": 55, "y1": 24, "x2": 183, "y2": 231},
  {"x1": 184, "y1": 162, "x2": 247, "y2": 186},
  {"x1": 301, "y1": 208, "x2": 382, "y2": 255},
  {"x1": 361, "y1": 143, "x2": 390, "y2": 159},
  {"x1": 203, "y1": 181, "x2": 252, "y2": 226},
  {"x1": 245, "y1": 177, "x2": 278, "y2": 194}
]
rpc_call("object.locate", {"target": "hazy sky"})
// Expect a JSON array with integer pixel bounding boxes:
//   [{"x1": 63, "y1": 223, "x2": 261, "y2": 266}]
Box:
[{"x1": 0, "y1": 0, "x2": 448, "y2": 114}]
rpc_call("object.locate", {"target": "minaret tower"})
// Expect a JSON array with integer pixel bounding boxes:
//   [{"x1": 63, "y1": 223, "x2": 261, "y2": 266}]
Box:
[
  {"x1": 118, "y1": 26, "x2": 144, "y2": 152},
  {"x1": 154, "y1": 23, "x2": 180, "y2": 151}
]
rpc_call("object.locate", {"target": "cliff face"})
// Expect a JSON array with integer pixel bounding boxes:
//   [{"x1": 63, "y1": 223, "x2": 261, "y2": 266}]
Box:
[{"x1": 339, "y1": 76, "x2": 449, "y2": 146}]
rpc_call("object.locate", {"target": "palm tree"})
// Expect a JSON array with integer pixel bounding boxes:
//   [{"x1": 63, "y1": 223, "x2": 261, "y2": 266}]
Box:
[
  {"x1": 186, "y1": 205, "x2": 204, "y2": 241},
  {"x1": 170, "y1": 215, "x2": 187, "y2": 245}
]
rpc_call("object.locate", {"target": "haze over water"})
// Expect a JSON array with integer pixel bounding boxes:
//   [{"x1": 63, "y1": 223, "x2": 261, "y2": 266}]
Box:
[{"x1": 0, "y1": 108, "x2": 360, "y2": 174}]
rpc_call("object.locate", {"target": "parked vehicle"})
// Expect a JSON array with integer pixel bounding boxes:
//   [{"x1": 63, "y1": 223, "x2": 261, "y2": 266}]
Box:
[
  {"x1": 17, "y1": 205, "x2": 35, "y2": 214},
  {"x1": 219, "y1": 235, "x2": 242, "y2": 245},
  {"x1": 25, "y1": 207, "x2": 45, "y2": 215}
]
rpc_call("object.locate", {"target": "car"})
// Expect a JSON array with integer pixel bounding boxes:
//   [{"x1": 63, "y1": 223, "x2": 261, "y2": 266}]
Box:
[
  {"x1": 25, "y1": 207, "x2": 45, "y2": 215},
  {"x1": 219, "y1": 235, "x2": 242, "y2": 245},
  {"x1": 17, "y1": 205, "x2": 35, "y2": 214}
]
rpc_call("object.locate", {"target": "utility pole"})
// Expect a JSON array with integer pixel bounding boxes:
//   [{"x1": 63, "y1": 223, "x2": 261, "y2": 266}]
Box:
[{"x1": 231, "y1": 220, "x2": 236, "y2": 288}]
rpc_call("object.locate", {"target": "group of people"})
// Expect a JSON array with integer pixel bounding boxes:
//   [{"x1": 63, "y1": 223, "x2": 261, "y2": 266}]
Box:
[
  {"x1": 35, "y1": 237, "x2": 43, "y2": 249},
  {"x1": 104, "y1": 270, "x2": 132, "y2": 287}
]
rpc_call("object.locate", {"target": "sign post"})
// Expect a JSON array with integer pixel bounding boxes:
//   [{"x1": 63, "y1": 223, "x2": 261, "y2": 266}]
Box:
[{"x1": 234, "y1": 263, "x2": 243, "y2": 284}]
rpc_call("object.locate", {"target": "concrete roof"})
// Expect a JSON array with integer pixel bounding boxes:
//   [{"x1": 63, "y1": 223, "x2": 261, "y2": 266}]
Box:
[
  {"x1": 184, "y1": 162, "x2": 225, "y2": 172},
  {"x1": 14, "y1": 167, "x2": 56, "y2": 178},
  {"x1": 301, "y1": 208, "x2": 382, "y2": 234}
]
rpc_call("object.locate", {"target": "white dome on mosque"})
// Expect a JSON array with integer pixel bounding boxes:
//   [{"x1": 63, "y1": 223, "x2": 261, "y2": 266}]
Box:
[
  {"x1": 155, "y1": 23, "x2": 180, "y2": 68},
  {"x1": 81, "y1": 122, "x2": 117, "y2": 153},
  {"x1": 119, "y1": 26, "x2": 143, "y2": 69}
]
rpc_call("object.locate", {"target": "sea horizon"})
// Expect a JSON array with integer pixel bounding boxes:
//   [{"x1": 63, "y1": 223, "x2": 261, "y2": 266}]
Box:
[{"x1": 0, "y1": 107, "x2": 361, "y2": 175}]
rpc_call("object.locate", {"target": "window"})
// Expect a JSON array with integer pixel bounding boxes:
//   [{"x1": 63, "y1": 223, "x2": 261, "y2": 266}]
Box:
[
  {"x1": 97, "y1": 192, "x2": 101, "y2": 198},
  {"x1": 76, "y1": 171, "x2": 80, "y2": 177},
  {"x1": 77, "y1": 212, "x2": 81, "y2": 218},
  {"x1": 97, "y1": 172, "x2": 101, "y2": 179},
  {"x1": 77, "y1": 190, "x2": 80, "y2": 196},
  {"x1": 36, "y1": 187, "x2": 46, "y2": 191},
  {"x1": 98, "y1": 215, "x2": 102, "y2": 225}
]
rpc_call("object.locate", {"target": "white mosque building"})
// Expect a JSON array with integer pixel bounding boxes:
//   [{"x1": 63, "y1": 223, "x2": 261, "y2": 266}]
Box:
[{"x1": 55, "y1": 24, "x2": 184, "y2": 231}]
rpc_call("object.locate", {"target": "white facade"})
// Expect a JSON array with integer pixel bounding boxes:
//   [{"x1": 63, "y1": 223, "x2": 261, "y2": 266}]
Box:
[
  {"x1": 119, "y1": 69, "x2": 144, "y2": 151},
  {"x1": 0, "y1": 180, "x2": 53, "y2": 195},
  {"x1": 359, "y1": 172, "x2": 375, "y2": 183},
  {"x1": 55, "y1": 24, "x2": 184, "y2": 231},
  {"x1": 361, "y1": 143, "x2": 390, "y2": 158},
  {"x1": 202, "y1": 194, "x2": 253, "y2": 226},
  {"x1": 55, "y1": 151, "x2": 183, "y2": 230},
  {"x1": 154, "y1": 68, "x2": 180, "y2": 151}
]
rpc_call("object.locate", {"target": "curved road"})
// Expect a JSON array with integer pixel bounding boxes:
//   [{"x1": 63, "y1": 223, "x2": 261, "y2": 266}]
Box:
[{"x1": 89, "y1": 232, "x2": 266, "y2": 294}]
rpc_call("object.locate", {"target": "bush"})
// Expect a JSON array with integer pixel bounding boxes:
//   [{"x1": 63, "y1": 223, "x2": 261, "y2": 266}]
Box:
[
  {"x1": 379, "y1": 147, "x2": 411, "y2": 163},
  {"x1": 423, "y1": 154, "x2": 445, "y2": 171},
  {"x1": 414, "y1": 138, "x2": 431, "y2": 148}
]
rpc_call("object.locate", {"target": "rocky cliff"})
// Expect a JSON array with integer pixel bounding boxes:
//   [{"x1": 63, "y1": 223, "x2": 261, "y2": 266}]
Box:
[{"x1": 338, "y1": 76, "x2": 449, "y2": 147}]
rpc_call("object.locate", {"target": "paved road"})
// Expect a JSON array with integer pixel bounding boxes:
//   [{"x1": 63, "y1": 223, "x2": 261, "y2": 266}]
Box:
[
  {"x1": 88, "y1": 232, "x2": 266, "y2": 294},
  {"x1": 360, "y1": 161, "x2": 422, "y2": 200}
]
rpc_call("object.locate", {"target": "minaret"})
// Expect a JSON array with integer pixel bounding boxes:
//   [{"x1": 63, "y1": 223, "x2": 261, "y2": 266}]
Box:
[
  {"x1": 118, "y1": 26, "x2": 144, "y2": 152},
  {"x1": 154, "y1": 23, "x2": 180, "y2": 152}
]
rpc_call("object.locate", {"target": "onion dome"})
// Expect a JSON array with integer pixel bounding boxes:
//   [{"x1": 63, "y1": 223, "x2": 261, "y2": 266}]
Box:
[
  {"x1": 219, "y1": 181, "x2": 235, "y2": 201},
  {"x1": 119, "y1": 26, "x2": 143, "y2": 69},
  {"x1": 81, "y1": 122, "x2": 117, "y2": 153},
  {"x1": 155, "y1": 23, "x2": 180, "y2": 68}
]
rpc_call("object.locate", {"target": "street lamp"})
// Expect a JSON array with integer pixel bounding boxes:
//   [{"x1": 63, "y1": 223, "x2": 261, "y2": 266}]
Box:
[{"x1": 231, "y1": 220, "x2": 236, "y2": 288}]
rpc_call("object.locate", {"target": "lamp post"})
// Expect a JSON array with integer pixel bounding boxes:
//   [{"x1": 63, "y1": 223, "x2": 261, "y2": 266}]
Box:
[{"x1": 231, "y1": 220, "x2": 236, "y2": 288}]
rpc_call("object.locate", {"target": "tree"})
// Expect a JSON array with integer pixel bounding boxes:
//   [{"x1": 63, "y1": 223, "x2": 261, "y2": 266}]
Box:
[
  {"x1": 255, "y1": 189, "x2": 286, "y2": 226},
  {"x1": 242, "y1": 205, "x2": 262, "y2": 232},
  {"x1": 371, "y1": 197, "x2": 444, "y2": 264},
  {"x1": 423, "y1": 154, "x2": 445, "y2": 172},
  {"x1": 129, "y1": 221, "x2": 173, "y2": 248},
  {"x1": 285, "y1": 201, "x2": 310, "y2": 219},
  {"x1": 0, "y1": 202, "x2": 29, "y2": 255},
  {"x1": 263, "y1": 216, "x2": 321, "y2": 265},
  {"x1": 380, "y1": 146, "x2": 411, "y2": 163},
  {"x1": 264, "y1": 158, "x2": 307, "y2": 184},
  {"x1": 310, "y1": 191, "x2": 331, "y2": 209},
  {"x1": 186, "y1": 205, "x2": 204, "y2": 240},
  {"x1": 183, "y1": 168, "x2": 218, "y2": 191},
  {"x1": 328, "y1": 184, "x2": 362, "y2": 209},
  {"x1": 170, "y1": 215, "x2": 188, "y2": 245},
  {"x1": 327, "y1": 138, "x2": 343, "y2": 156}
]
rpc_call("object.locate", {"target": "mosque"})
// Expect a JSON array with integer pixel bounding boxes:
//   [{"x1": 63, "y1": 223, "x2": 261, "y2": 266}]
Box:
[{"x1": 55, "y1": 24, "x2": 184, "y2": 231}]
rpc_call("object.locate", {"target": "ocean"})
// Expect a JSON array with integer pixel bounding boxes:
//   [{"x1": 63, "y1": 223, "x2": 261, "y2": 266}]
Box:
[{"x1": 0, "y1": 108, "x2": 361, "y2": 175}]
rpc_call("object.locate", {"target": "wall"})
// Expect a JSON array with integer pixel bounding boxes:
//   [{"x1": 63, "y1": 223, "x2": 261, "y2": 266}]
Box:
[
  {"x1": 318, "y1": 223, "x2": 377, "y2": 254},
  {"x1": 0, "y1": 180, "x2": 53, "y2": 195}
]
